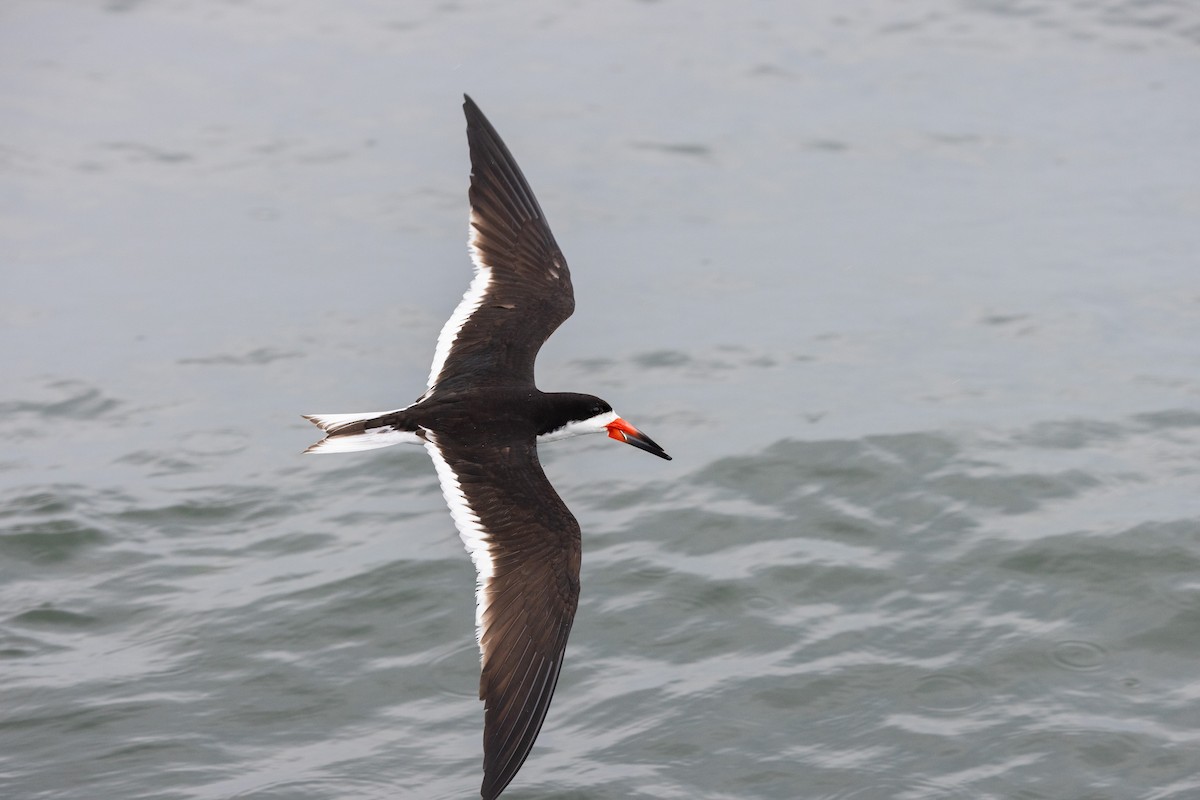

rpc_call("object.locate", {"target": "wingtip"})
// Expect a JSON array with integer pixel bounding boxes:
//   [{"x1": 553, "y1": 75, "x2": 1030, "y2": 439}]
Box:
[{"x1": 463, "y1": 93, "x2": 481, "y2": 119}]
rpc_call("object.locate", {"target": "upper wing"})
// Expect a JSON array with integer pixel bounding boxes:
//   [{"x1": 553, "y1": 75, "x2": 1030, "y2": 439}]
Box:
[
  {"x1": 426, "y1": 96, "x2": 575, "y2": 394},
  {"x1": 422, "y1": 432, "x2": 581, "y2": 800}
]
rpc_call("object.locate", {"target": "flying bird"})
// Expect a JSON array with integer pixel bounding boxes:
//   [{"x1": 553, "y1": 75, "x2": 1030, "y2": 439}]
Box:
[{"x1": 303, "y1": 95, "x2": 671, "y2": 799}]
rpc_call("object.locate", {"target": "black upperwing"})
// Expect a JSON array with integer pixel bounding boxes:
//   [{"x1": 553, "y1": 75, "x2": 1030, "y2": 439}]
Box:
[
  {"x1": 421, "y1": 432, "x2": 581, "y2": 799},
  {"x1": 426, "y1": 96, "x2": 576, "y2": 394}
]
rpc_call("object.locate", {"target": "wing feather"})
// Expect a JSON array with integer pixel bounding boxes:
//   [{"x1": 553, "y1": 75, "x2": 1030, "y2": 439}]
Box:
[
  {"x1": 426, "y1": 96, "x2": 575, "y2": 394},
  {"x1": 422, "y1": 433, "x2": 581, "y2": 800}
]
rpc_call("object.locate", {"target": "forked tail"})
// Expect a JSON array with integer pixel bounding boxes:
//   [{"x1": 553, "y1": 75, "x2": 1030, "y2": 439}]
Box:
[{"x1": 302, "y1": 411, "x2": 422, "y2": 454}]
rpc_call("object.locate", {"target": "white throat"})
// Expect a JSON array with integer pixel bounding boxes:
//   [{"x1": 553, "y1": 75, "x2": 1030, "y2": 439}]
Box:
[{"x1": 537, "y1": 410, "x2": 619, "y2": 444}]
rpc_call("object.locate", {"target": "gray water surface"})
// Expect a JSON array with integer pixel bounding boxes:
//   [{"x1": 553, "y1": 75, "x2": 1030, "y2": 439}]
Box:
[{"x1": 3, "y1": 2, "x2": 1200, "y2": 798}]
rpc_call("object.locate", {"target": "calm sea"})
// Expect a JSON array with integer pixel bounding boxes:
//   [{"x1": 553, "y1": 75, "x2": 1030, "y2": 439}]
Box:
[{"x1": 3, "y1": 1, "x2": 1199, "y2": 798}]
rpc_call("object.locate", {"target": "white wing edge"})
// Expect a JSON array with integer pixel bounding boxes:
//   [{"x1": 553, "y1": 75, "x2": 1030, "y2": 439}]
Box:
[
  {"x1": 426, "y1": 213, "x2": 494, "y2": 390},
  {"x1": 423, "y1": 431, "x2": 493, "y2": 660}
]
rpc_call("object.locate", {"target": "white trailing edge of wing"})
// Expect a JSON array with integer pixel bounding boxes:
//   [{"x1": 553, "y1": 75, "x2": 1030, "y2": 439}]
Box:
[
  {"x1": 422, "y1": 431, "x2": 493, "y2": 659},
  {"x1": 426, "y1": 212, "x2": 495, "y2": 390}
]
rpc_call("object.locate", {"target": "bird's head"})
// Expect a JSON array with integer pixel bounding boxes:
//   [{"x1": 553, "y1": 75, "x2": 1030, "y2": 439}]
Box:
[{"x1": 538, "y1": 394, "x2": 671, "y2": 460}]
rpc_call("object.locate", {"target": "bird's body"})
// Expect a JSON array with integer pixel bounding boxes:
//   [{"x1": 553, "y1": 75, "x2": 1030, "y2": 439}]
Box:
[{"x1": 303, "y1": 96, "x2": 669, "y2": 799}]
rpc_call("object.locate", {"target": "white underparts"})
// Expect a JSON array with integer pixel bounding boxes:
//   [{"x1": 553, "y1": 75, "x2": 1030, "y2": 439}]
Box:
[
  {"x1": 422, "y1": 431, "x2": 493, "y2": 659},
  {"x1": 426, "y1": 212, "x2": 494, "y2": 389}
]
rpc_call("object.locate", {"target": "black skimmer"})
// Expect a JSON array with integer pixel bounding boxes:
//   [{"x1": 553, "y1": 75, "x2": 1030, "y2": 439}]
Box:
[{"x1": 303, "y1": 96, "x2": 671, "y2": 799}]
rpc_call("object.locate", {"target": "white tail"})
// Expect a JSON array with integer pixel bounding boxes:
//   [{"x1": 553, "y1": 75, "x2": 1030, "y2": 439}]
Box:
[
  {"x1": 302, "y1": 411, "x2": 422, "y2": 454},
  {"x1": 303, "y1": 412, "x2": 388, "y2": 435}
]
